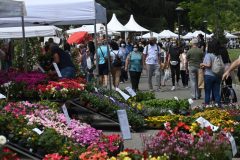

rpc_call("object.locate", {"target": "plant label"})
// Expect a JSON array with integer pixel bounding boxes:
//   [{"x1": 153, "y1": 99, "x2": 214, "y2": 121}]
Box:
[
  {"x1": 53, "y1": 62, "x2": 62, "y2": 78},
  {"x1": 168, "y1": 110, "x2": 174, "y2": 115},
  {"x1": 37, "y1": 64, "x2": 45, "y2": 73},
  {"x1": 196, "y1": 117, "x2": 219, "y2": 131},
  {"x1": 188, "y1": 98, "x2": 194, "y2": 104},
  {"x1": 125, "y1": 87, "x2": 136, "y2": 97},
  {"x1": 226, "y1": 132, "x2": 237, "y2": 156},
  {"x1": 32, "y1": 128, "x2": 43, "y2": 135},
  {"x1": 116, "y1": 88, "x2": 130, "y2": 100},
  {"x1": 174, "y1": 96, "x2": 179, "y2": 101},
  {"x1": 0, "y1": 93, "x2": 6, "y2": 99},
  {"x1": 62, "y1": 104, "x2": 71, "y2": 126},
  {"x1": 117, "y1": 110, "x2": 131, "y2": 140},
  {"x1": 94, "y1": 87, "x2": 98, "y2": 92}
]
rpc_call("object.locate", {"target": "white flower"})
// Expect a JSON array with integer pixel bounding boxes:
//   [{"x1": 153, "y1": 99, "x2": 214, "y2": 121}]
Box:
[{"x1": 0, "y1": 135, "x2": 7, "y2": 145}]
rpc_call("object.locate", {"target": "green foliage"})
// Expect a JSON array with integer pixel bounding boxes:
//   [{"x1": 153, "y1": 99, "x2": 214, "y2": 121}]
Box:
[
  {"x1": 96, "y1": 0, "x2": 180, "y2": 31},
  {"x1": 143, "y1": 99, "x2": 189, "y2": 116},
  {"x1": 135, "y1": 91, "x2": 155, "y2": 102},
  {"x1": 13, "y1": 38, "x2": 41, "y2": 71},
  {"x1": 228, "y1": 49, "x2": 240, "y2": 61},
  {"x1": 180, "y1": 0, "x2": 240, "y2": 32}
]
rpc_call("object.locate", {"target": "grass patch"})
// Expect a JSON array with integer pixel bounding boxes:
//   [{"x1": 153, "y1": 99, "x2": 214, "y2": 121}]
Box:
[{"x1": 228, "y1": 49, "x2": 240, "y2": 61}]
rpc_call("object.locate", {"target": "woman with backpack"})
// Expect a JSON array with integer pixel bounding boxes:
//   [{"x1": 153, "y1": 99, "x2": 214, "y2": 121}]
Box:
[
  {"x1": 110, "y1": 41, "x2": 122, "y2": 89},
  {"x1": 125, "y1": 44, "x2": 143, "y2": 91},
  {"x1": 200, "y1": 40, "x2": 223, "y2": 106}
]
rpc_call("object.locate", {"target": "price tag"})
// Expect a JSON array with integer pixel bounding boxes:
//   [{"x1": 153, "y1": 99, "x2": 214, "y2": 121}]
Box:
[
  {"x1": 117, "y1": 110, "x2": 131, "y2": 140},
  {"x1": 0, "y1": 93, "x2": 6, "y2": 99},
  {"x1": 37, "y1": 64, "x2": 45, "y2": 73},
  {"x1": 196, "y1": 117, "x2": 219, "y2": 131},
  {"x1": 125, "y1": 87, "x2": 136, "y2": 97},
  {"x1": 115, "y1": 88, "x2": 130, "y2": 100},
  {"x1": 226, "y1": 132, "x2": 237, "y2": 156},
  {"x1": 53, "y1": 62, "x2": 62, "y2": 78},
  {"x1": 32, "y1": 128, "x2": 43, "y2": 135},
  {"x1": 62, "y1": 104, "x2": 71, "y2": 126}
]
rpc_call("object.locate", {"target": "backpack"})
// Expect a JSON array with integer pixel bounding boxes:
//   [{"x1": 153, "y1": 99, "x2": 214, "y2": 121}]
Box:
[
  {"x1": 112, "y1": 51, "x2": 122, "y2": 67},
  {"x1": 211, "y1": 55, "x2": 225, "y2": 76},
  {"x1": 221, "y1": 84, "x2": 237, "y2": 104}
]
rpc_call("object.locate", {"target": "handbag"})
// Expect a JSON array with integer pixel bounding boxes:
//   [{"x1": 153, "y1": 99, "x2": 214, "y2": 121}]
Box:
[
  {"x1": 112, "y1": 51, "x2": 122, "y2": 67},
  {"x1": 99, "y1": 47, "x2": 108, "y2": 65},
  {"x1": 198, "y1": 69, "x2": 204, "y2": 89}
]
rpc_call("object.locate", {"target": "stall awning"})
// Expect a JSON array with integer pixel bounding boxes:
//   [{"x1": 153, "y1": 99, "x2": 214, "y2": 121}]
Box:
[
  {"x1": 0, "y1": 26, "x2": 62, "y2": 39},
  {"x1": 0, "y1": 0, "x2": 107, "y2": 27}
]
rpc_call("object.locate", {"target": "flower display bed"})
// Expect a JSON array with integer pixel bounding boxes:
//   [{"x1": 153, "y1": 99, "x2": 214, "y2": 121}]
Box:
[
  {"x1": 0, "y1": 101, "x2": 123, "y2": 159},
  {"x1": 0, "y1": 71, "x2": 240, "y2": 159}
]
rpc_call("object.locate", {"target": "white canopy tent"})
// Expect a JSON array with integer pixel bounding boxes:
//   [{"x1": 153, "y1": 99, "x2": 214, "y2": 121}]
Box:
[
  {"x1": 0, "y1": 0, "x2": 107, "y2": 27},
  {"x1": 66, "y1": 23, "x2": 118, "y2": 35},
  {"x1": 182, "y1": 32, "x2": 193, "y2": 39},
  {"x1": 0, "y1": 26, "x2": 62, "y2": 39},
  {"x1": 124, "y1": 15, "x2": 149, "y2": 32},
  {"x1": 0, "y1": 0, "x2": 26, "y2": 18},
  {"x1": 192, "y1": 30, "x2": 205, "y2": 38},
  {"x1": 159, "y1": 30, "x2": 178, "y2": 39},
  {"x1": 107, "y1": 13, "x2": 129, "y2": 32},
  {"x1": 225, "y1": 32, "x2": 238, "y2": 39},
  {"x1": 142, "y1": 32, "x2": 159, "y2": 39}
]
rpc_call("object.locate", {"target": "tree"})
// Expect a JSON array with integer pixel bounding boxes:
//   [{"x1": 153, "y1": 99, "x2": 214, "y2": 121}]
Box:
[
  {"x1": 96, "y1": 0, "x2": 186, "y2": 32},
  {"x1": 180, "y1": 0, "x2": 240, "y2": 32}
]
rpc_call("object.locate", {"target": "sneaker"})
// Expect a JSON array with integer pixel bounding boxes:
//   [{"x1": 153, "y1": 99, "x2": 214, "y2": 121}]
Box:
[
  {"x1": 171, "y1": 86, "x2": 175, "y2": 91},
  {"x1": 156, "y1": 88, "x2": 161, "y2": 92},
  {"x1": 120, "y1": 81, "x2": 124, "y2": 84},
  {"x1": 185, "y1": 86, "x2": 189, "y2": 89},
  {"x1": 149, "y1": 89, "x2": 154, "y2": 92}
]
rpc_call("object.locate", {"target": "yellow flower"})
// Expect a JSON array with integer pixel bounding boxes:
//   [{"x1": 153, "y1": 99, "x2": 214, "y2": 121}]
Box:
[{"x1": 108, "y1": 157, "x2": 117, "y2": 160}]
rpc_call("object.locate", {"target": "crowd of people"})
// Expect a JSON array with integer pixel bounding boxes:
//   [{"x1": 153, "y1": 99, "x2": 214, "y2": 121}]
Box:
[{"x1": 1, "y1": 33, "x2": 239, "y2": 106}]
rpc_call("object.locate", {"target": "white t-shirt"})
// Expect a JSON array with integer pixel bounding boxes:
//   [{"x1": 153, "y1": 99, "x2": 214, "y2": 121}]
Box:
[{"x1": 143, "y1": 44, "x2": 161, "y2": 64}]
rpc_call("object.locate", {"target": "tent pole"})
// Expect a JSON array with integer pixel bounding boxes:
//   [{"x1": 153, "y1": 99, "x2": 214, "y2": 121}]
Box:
[
  {"x1": 94, "y1": 20, "x2": 100, "y2": 86},
  {"x1": 21, "y1": 3, "x2": 27, "y2": 71},
  {"x1": 94, "y1": 0, "x2": 99, "y2": 86},
  {"x1": 105, "y1": 23, "x2": 112, "y2": 90}
]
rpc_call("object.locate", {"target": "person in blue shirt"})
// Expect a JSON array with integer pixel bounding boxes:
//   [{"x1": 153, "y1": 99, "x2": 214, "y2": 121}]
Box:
[
  {"x1": 125, "y1": 44, "x2": 143, "y2": 91},
  {"x1": 96, "y1": 40, "x2": 109, "y2": 87}
]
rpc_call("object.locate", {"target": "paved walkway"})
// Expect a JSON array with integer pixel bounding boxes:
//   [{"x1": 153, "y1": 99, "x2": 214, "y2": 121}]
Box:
[
  {"x1": 104, "y1": 73, "x2": 240, "y2": 151},
  {"x1": 118, "y1": 72, "x2": 240, "y2": 106}
]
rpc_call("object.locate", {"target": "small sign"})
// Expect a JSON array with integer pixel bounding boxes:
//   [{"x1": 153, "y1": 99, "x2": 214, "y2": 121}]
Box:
[
  {"x1": 117, "y1": 110, "x2": 131, "y2": 140},
  {"x1": 188, "y1": 98, "x2": 194, "y2": 104},
  {"x1": 196, "y1": 117, "x2": 219, "y2": 131},
  {"x1": 32, "y1": 128, "x2": 43, "y2": 135},
  {"x1": 62, "y1": 104, "x2": 71, "y2": 126},
  {"x1": 0, "y1": 93, "x2": 6, "y2": 99},
  {"x1": 125, "y1": 87, "x2": 137, "y2": 97},
  {"x1": 116, "y1": 88, "x2": 130, "y2": 100},
  {"x1": 226, "y1": 132, "x2": 237, "y2": 156},
  {"x1": 174, "y1": 96, "x2": 179, "y2": 101},
  {"x1": 168, "y1": 110, "x2": 174, "y2": 115},
  {"x1": 37, "y1": 64, "x2": 45, "y2": 73},
  {"x1": 53, "y1": 62, "x2": 62, "y2": 78}
]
